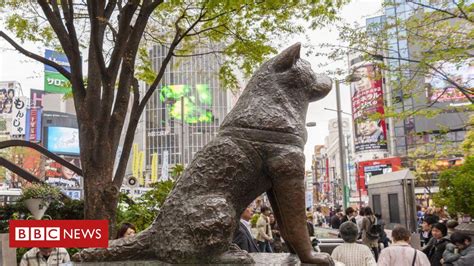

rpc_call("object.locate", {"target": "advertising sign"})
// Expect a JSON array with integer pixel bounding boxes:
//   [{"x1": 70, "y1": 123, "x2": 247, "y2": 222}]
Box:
[
  {"x1": 160, "y1": 84, "x2": 214, "y2": 124},
  {"x1": 46, "y1": 127, "x2": 80, "y2": 155},
  {"x1": 350, "y1": 60, "x2": 388, "y2": 155},
  {"x1": 425, "y1": 59, "x2": 474, "y2": 104},
  {"x1": 0, "y1": 81, "x2": 17, "y2": 114},
  {"x1": 356, "y1": 157, "x2": 402, "y2": 190},
  {"x1": 30, "y1": 89, "x2": 45, "y2": 108},
  {"x1": 44, "y1": 49, "x2": 72, "y2": 93},
  {"x1": 44, "y1": 157, "x2": 82, "y2": 190},
  {"x1": 10, "y1": 97, "x2": 27, "y2": 136},
  {"x1": 24, "y1": 108, "x2": 42, "y2": 142}
]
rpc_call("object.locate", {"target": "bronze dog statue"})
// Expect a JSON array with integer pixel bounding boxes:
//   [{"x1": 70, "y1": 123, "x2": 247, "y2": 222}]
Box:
[{"x1": 73, "y1": 43, "x2": 334, "y2": 265}]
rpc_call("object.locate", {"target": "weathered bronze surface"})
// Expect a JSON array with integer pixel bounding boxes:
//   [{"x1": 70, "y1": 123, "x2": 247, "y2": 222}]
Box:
[{"x1": 73, "y1": 43, "x2": 333, "y2": 265}]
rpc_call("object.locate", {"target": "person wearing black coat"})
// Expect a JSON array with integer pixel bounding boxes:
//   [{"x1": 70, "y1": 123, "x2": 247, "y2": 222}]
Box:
[
  {"x1": 340, "y1": 207, "x2": 357, "y2": 224},
  {"x1": 423, "y1": 223, "x2": 450, "y2": 266},
  {"x1": 233, "y1": 207, "x2": 260, "y2": 253}
]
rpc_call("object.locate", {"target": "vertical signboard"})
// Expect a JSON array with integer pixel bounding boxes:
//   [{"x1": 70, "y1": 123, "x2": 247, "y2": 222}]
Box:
[
  {"x1": 0, "y1": 81, "x2": 17, "y2": 114},
  {"x1": 350, "y1": 57, "x2": 388, "y2": 159},
  {"x1": 44, "y1": 49, "x2": 72, "y2": 93},
  {"x1": 10, "y1": 97, "x2": 27, "y2": 136},
  {"x1": 24, "y1": 108, "x2": 42, "y2": 142}
]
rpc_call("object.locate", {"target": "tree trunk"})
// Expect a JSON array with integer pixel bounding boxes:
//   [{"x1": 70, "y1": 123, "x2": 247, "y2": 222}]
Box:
[
  {"x1": 79, "y1": 118, "x2": 120, "y2": 238},
  {"x1": 83, "y1": 169, "x2": 120, "y2": 238}
]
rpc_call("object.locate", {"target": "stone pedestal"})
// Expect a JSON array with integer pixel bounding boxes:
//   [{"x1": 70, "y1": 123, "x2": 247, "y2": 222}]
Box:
[
  {"x1": 0, "y1": 233, "x2": 16, "y2": 266},
  {"x1": 65, "y1": 253, "x2": 343, "y2": 265}
]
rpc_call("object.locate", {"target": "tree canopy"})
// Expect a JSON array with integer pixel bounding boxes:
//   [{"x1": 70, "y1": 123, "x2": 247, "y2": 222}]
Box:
[{"x1": 0, "y1": 0, "x2": 347, "y2": 233}]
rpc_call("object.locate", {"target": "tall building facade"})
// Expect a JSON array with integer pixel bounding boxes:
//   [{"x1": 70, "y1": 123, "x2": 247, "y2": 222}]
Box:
[
  {"x1": 379, "y1": 1, "x2": 472, "y2": 160},
  {"x1": 145, "y1": 45, "x2": 231, "y2": 173},
  {"x1": 353, "y1": 1, "x2": 473, "y2": 206}
]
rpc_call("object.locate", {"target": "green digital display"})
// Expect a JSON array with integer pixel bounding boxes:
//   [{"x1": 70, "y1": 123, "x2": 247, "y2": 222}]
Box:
[{"x1": 160, "y1": 84, "x2": 214, "y2": 124}]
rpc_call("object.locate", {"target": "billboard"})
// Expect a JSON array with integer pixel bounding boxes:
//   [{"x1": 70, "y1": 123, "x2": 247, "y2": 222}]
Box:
[
  {"x1": 350, "y1": 60, "x2": 388, "y2": 155},
  {"x1": 46, "y1": 127, "x2": 80, "y2": 155},
  {"x1": 425, "y1": 59, "x2": 474, "y2": 104},
  {"x1": 10, "y1": 97, "x2": 27, "y2": 136},
  {"x1": 0, "y1": 81, "x2": 17, "y2": 114},
  {"x1": 44, "y1": 157, "x2": 82, "y2": 198},
  {"x1": 356, "y1": 157, "x2": 402, "y2": 190},
  {"x1": 44, "y1": 49, "x2": 72, "y2": 93},
  {"x1": 159, "y1": 84, "x2": 214, "y2": 124}
]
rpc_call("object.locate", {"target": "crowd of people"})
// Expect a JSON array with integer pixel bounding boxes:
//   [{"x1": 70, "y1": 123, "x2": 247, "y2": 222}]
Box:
[
  {"x1": 232, "y1": 203, "x2": 473, "y2": 266},
  {"x1": 19, "y1": 204, "x2": 473, "y2": 265}
]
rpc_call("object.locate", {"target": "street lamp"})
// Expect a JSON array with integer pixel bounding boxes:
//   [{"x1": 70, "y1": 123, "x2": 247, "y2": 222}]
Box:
[{"x1": 335, "y1": 74, "x2": 361, "y2": 210}]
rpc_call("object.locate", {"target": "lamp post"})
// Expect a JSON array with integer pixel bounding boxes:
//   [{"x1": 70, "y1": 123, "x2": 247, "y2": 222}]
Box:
[{"x1": 335, "y1": 75, "x2": 361, "y2": 210}]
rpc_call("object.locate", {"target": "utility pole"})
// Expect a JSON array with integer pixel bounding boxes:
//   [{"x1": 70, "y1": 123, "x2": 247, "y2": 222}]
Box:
[{"x1": 335, "y1": 80, "x2": 348, "y2": 210}]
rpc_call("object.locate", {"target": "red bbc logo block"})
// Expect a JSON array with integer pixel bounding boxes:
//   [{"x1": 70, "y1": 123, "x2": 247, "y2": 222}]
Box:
[{"x1": 10, "y1": 220, "x2": 108, "y2": 248}]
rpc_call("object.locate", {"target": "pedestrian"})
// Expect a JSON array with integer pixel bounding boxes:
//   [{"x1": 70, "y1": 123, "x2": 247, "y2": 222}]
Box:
[
  {"x1": 269, "y1": 213, "x2": 285, "y2": 253},
  {"x1": 422, "y1": 223, "x2": 450, "y2": 266},
  {"x1": 116, "y1": 222, "x2": 136, "y2": 239},
  {"x1": 256, "y1": 206, "x2": 273, "y2": 253},
  {"x1": 20, "y1": 247, "x2": 70, "y2": 266},
  {"x1": 315, "y1": 206, "x2": 326, "y2": 227},
  {"x1": 420, "y1": 215, "x2": 438, "y2": 247},
  {"x1": 307, "y1": 213, "x2": 315, "y2": 237},
  {"x1": 375, "y1": 213, "x2": 389, "y2": 249},
  {"x1": 331, "y1": 221, "x2": 376, "y2": 266},
  {"x1": 356, "y1": 207, "x2": 366, "y2": 230},
  {"x1": 330, "y1": 212, "x2": 342, "y2": 229},
  {"x1": 233, "y1": 207, "x2": 259, "y2": 253},
  {"x1": 442, "y1": 232, "x2": 474, "y2": 265},
  {"x1": 341, "y1": 207, "x2": 357, "y2": 224},
  {"x1": 377, "y1": 226, "x2": 430, "y2": 266},
  {"x1": 361, "y1": 207, "x2": 380, "y2": 261}
]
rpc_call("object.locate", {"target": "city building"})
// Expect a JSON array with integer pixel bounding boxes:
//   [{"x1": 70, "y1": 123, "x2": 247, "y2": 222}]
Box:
[
  {"x1": 145, "y1": 44, "x2": 232, "y2": 177},
  {"x1": 310, "y1": 117, "x2": 354, "y2": 208},
  {"x1": 354, "y1": 1, "x2": 473, "y2": 206}
]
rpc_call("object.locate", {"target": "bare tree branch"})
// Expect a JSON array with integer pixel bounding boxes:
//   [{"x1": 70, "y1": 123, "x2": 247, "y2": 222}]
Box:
[{"x1": 0, "y1": 31, "x2": 71, "y2": 80}]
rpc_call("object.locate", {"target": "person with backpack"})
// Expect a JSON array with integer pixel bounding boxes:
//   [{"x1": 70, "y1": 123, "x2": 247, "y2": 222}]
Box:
[
  {"x1": 375, "y1": 213, "x2": 390, "y2": 249},
  {"x1": 361, "y1": 207, "x2": 381, "y2": 261}
]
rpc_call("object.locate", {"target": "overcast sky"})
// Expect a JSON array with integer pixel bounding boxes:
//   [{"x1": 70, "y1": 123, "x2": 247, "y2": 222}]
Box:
[{"x1": 0, "y1": 0, "x2": 383, "y2": 170}]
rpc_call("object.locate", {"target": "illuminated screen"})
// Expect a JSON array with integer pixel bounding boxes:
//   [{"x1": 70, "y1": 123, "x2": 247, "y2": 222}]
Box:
[
  {"x1": 46, "y1": 127, "x2": 80, "y2": 155},
  {"x1": 160, "y1": 84, "x2": 213, "y2": 124},
  {"x1": 425, "y1": 59, "x2": 474, "y2": 103}
]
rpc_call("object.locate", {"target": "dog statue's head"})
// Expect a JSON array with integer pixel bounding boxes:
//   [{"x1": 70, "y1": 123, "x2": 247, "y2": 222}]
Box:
[{"x1": 263, "y1": 43, "x2": 332, "y2": 102}]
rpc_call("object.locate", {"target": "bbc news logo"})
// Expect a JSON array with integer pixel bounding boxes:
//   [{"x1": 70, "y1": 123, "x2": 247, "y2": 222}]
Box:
[{"x1": 10, "y1": 220, "x2": 108, "y2": 248}]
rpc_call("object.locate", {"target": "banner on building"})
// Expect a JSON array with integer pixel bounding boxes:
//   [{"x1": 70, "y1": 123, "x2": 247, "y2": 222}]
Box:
[
  {"x1": 161, "y1": 150, "x2": 169, "y2": 181},
  {"x1": 0, "y1": 81, "x2": 18, "y2": 114},
  {"x1": 24, "y1": 107, "x2": 42, "y2": 142},
  {"x1": 44, "y1": 49, "x2": 72, "y2": 93},
  {"x1": 10, "y1": 97, "x2": 27, "y2": 136},
  {"x1": 151, "y1": 153, "x2": 158, "y2": 183},
  {"x1": 425, "y1": 59, "x2": 474, "y2": 105},
  {"x1": 350, "y1": 59, "x2": 388, "y2": 155}
]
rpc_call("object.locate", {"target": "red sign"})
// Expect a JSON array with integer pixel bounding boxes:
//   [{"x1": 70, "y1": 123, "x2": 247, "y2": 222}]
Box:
[
  {"x1": 356, "y1": 157, "x2": 402, "y2": 191},
  {"x1": 9, "y1": 220, "x2": 108, "y2": 248}
]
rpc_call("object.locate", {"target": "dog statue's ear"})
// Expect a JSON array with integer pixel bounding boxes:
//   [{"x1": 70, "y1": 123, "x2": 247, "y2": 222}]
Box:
[{"x1": 273, "y1": 43, "x2": 301, "y2": 72}]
